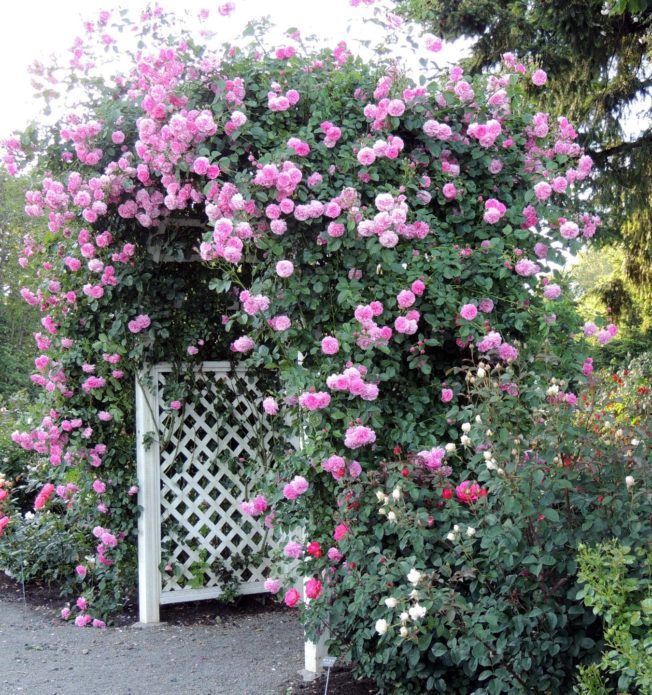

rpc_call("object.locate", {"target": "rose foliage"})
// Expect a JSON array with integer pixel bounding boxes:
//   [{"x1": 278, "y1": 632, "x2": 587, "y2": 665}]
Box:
[{"x1": 1, "y1": 5, "x2": 650, "y2": 693}]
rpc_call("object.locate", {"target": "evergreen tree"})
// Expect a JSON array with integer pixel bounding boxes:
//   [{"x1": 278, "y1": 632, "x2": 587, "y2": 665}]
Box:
[{"x1": 395, "y1": 0, "x2": 652, "y2": 289}]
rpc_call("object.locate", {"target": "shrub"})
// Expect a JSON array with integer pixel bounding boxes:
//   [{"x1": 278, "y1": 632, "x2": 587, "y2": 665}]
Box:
[{"x1": 575, "y1": 540, "x2": 652, "y2": 695}]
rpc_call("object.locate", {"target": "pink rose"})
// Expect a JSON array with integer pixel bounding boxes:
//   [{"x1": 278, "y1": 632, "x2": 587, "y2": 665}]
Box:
[
  {"x1": 459, "y1": 304, "x2": 478, "y2": 321},
  {"x1": 275, "y1": 260, "x2": 294, "y2": 278},
  {"x1": 532, "y1": 69, "x2": 547, "y2": 86},
  {"x1": 284, "y1": 587, "x2": 301, "y2": 608},
  {"x1": 321, "y1": 336, "x2": 339, "y2": 355},
  {"x1": 264, "y1": 579, "x2": 282, "y2": 594},
  {"x1": 263, "y1": 397, "x2": 279, "y2": 415},
  {"x1": 305, "y1": 578, "x2": 323, "y2": 600}
]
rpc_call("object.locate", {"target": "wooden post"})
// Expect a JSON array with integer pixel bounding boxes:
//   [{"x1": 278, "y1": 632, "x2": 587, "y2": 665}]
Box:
[{"x1": 136, "y1": 370, "x2": 162, "y2": 623}]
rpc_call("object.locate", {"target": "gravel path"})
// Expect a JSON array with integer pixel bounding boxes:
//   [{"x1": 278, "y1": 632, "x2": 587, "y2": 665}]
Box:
[{"x1": 0, "y1": 597, "x2": 305, "y2": 695}]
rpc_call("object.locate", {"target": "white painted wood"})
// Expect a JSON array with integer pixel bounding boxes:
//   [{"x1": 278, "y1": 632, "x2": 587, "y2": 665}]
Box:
[
  {"x1": 136, "y1": 362, "x2": 278, "y2": 619},
  {"x1": 136, "y1": 372, "x2": 162, "y2": 623},
  {"x1": 159, "y1": 581, "x2": 267, "y2": 605},
  {"x1": 302, "y1": 577, "x2": 329, "y2": 674},
  {"x1": 304, "y1": 633, "x2": 328, "y2": 674}
]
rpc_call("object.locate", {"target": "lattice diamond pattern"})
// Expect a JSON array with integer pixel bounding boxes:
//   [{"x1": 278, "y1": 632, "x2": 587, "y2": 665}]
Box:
[{"x1": 155, "y1": 365, "x2": 276, "y2": 595}]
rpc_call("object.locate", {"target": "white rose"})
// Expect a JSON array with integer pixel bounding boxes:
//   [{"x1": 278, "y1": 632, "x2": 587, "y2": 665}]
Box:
[
  {"x1": 625, "y1": 475, "x2": 635, "y2": 489},
  {"x1": 391, "y1": 487, "x2": 401, "y2": 501},
  {"x1": 400, "y1": 611, "x2": 409, "y2": 623},
  {"x1": 375, "y1": 618, "x2": 388, "y2": 635},
  {"x1": 466, "y1": 526, "x2": 476, "y2": 537},
  {"x1": 376, "y1": 490, "x2": 387, "y2": 502},
  {"x1": 399, "y1": 626, "x2": 409, "y2": 637},
  {"x1": 477, "y1": 367, "x2": 486, "y2": 378},
  {"x1": 483, "y1": 450, "x2": 493, "y2": 460},
  {"x1": 475, "y1": 415, "x2": 482, "y2": 423},
  {"x1": 445, "y1": 442, "x2": 456, "y2": 453},
  {"x1": 460, "y1": 435, "x2": 471, "y2": 447},
  {"x1": 407, "y1": 568, "x2": 422, "y2": 585},
  {"x1": 446, "y1": 532, "x2": 456, "y2": 542},
  {"x1": 387, "y1": 511, "x2": 397, "y2": 523},
  {"x1": 461, "y1": 422, "x2": 471, "y2": 433},
  {"x1": 384, "y1": 597, "x2": 398, "y2": 609},
  {"x1": 408, "y1": 604, "x2": 427, "y2": 620}
]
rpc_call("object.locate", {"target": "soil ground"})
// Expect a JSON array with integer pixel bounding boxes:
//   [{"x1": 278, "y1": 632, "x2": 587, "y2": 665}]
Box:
[{"x1": 0, "y1": 574, "x2": 376, "y2": 695}]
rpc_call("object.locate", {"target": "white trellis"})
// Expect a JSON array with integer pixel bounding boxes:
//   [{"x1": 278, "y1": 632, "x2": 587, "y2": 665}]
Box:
[{"x1": 135, "y1": 361, "x2": 326, "y2": 676}]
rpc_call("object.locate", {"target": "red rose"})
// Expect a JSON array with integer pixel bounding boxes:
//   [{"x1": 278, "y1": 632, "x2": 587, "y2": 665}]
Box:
[{"x1": 306, "y1": 542, "x2": 322, "y2": 558}]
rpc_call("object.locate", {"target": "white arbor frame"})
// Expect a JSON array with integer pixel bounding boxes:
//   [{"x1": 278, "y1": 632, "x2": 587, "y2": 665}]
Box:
[{"x1": 136, "y1": 362, "x2": 326, "y2": 675}]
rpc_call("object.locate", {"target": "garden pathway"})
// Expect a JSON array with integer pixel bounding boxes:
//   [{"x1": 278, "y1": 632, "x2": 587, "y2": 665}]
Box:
[{"x1": 0, "y1": 590, "x2": 304, "y2": 695}]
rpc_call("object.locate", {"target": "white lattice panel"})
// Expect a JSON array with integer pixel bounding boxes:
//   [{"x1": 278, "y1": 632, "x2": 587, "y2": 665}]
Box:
[{"x1": 136, "y1": 362, "x2": 278, "y2": 618}]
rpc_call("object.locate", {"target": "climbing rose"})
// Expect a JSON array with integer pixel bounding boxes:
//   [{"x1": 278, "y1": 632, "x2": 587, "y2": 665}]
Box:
[
  {"x1": 459, "y1": 304, "x2": 478, "y2": 321},
  {"x1": 283, "y1": 541, "x2": 304, "y2": 559},
  {"x1": 298, "y1": 391, "x2": 331, "y2": 410},
  {"x1": 534, "y1": 181, "x2": 552, "y2": 201},
  {"x1": 532, "y1": 69, "x2": 548, "y2": 86},
  {"x1": 344, "y1": 425, "x2": 376, "y2": 448},
  {"x1": 305, "y1": 578, "x2": 323, "y2": 600},
  {"x1": 543, "y1": 284, "x2": 561, "y2": 300},
  {"x1": 515, "y1": 259, "x2": 540, "y2": 277},
  {"x1": 560, "y1": 221, "x2": 579, "y2": 239},
  {"x1": 264, "y1": 579, "x2": 282, "y2": 594},
  {"x1": 262, "y1": 397, "x2": 279, "y2": 415},
  {"x1": 127, "y1": 314, "x2": 151, "y2": 334},
  {"x1": 498, "y1": 343, "x2": 519, "y2": 362},
  {"x1": 231, "y1": 336, "x2": 255, "y2": 353},
  {"x1": 283, "y1": 475, "x2": 310, "y2": 500},
  {"x1": 284, "y1": 588, "x2": 301, "y2": 607},
  {"x1": 483, "y1": 198, "x2": 506, "y2": 224},
  {"x1": 276, "y1": 260, "x2": 294, "y2": 278},
  {"x1": 357, "y1": 147, "x2": 376, "y2": 166},
  {"x1": 397, "y1": 290, "x2": 415, "y2": 309},
  {"x1": 442, "y1": 183, "x2": 457, "y2": 200},
  {"x1": 321, "y1": 336, "x2": 339, "y2": 355}
]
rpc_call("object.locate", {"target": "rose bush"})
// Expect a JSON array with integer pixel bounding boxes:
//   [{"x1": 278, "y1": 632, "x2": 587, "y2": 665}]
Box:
[
  {"x1": 575, "y1": 539, "x2": 652, "y2": 694},
  {"x1": 1, "y1": 4, "x2": 649, "y2": 692}
]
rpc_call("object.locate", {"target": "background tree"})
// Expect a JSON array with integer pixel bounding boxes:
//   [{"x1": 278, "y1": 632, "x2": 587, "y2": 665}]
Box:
[
  {"x1": 568, "y1": 244, "x2": 652, "y2": 365},
  {"x1": 395, "y1": 0, "x2": 652, "y2": 290},
  {"x1": 0, "y1": 172, "x2": 39, "y2": 401}
]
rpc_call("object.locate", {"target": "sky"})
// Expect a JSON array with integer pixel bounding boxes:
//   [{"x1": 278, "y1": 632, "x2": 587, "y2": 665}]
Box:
[{"x1": 0, "y1": 0, "x2": 466, "y2": 141}]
